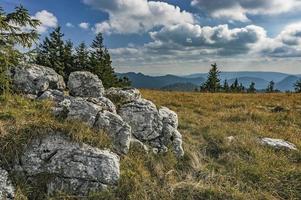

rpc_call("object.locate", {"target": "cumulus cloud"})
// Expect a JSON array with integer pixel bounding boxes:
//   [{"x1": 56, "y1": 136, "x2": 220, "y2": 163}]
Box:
[
  {"x1": 191, "y1": 0, "x2": 301, "y2": 21},
  {"x1": 147, "y1": 23, "x2": 267, "y2": 56},
  {"x1": 33, "y1": 10, "x2": 58, "y2": 33},
  {"x1": 66, "y1": 22, "x2": 74, "y2": 28},
  {"x1": 83, "y1": 0, "x2": 194, "y2": 34},
  {"x1": 79, "y1": 22, "x2": 90, "y2": 30}
]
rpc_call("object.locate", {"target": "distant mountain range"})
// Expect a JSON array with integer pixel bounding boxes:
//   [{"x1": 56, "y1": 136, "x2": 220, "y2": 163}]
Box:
[{"x1": 118, "y1": 71, "x2": 301, "y2": 92}]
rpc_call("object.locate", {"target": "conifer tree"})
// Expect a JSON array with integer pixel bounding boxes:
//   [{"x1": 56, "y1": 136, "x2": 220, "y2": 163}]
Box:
[
  {"x1": 36, "y1": 27, "x2": 65, "y2": 77},
  {"x1": 90, "y1": 33, "x2": 130, "y2": 88},
  {"x1": 62, "y1": 40, "x2": 75, "y2": 80},
  {"x1": 230, "y1": 78, "x2": 240, "y2": 92},
  {"x1": 200, "y1": 63, "x2": 221, "y2": 92},
  {"x1": 223, "y1": 79, "x2": 230, "y2": 92},
  {"x1": 0, "y1": 5, "x2": 40, "y2": 94},
  {"x1": 266, "y1": 81, "x2": 275, "y2": 93},
  {"x1": 247, "y1": 82, "x2": 256, "y2": 93},
  {"x1": 294, "y1": 79, "x2": 301, "y2": 93},
  {"x1": 74, "y1": 42, "x2": 90, "y2": 71}
]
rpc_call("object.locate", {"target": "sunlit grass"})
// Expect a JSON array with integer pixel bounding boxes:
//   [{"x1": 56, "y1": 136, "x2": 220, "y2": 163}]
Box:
[{"x1": 1, "y1": 91, "x2": 301, "y2": 199}]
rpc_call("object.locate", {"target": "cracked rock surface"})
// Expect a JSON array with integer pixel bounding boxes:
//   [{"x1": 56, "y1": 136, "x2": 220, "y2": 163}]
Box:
[
  {"x1": 15, "y1": 133, "x2": 120, "y2": 195},
  {"x1": 11, "y1": 64, "x2": 65, "y2": 95},
  {"x1": 68, "y1": 71, "x2": 105, "y2": 98}
]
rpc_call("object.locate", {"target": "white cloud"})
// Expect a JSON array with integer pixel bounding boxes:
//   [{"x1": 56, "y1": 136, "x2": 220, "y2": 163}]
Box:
[
  {"x1": 79, "y1": 22, "x2": 90, "y2": 30},
  {"x1": 83, "y1": 0, "x2": 194, "y2": 34},
  {"x1": 66, "y1": 22, "x2": 74, "y2": 28},
  {"x1": 33, "y1": 10, "x2": 58, "y2": 33},
  {"x1": 191, "y1": 0, "x2": 301, "y2": 21}
]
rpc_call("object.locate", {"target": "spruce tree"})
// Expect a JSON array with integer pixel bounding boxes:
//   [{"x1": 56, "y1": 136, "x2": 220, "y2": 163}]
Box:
[
  {"x1": 63, "y1": 40, "x2": 75, "y2": 80},
  {"x1": 74, "y1": 42, "x2": 90, "y2": 71},
  {"x1": 230, "y1": 78, "x2": 239, "y2": 92},
  {"x1": 90, "y1": 33, "x2": 130, "y2": 88},
  {"x1": 294, "y1": 79, "x2": 301, "y2": 93},
  {"x1": 200, "y1": 63, "x2": 221, "y2": 92},
  {"x1": 223, "y1": 79, "x2": 230, "y2": 92},
  {"x1": 247, "y1": 82, "x2": 256, "y2": 93},
  {"x1": 36, "y1": 27, "x2": 65, "y2": 77},
  {"x1": 0, "y1": 5, "x2": 40, "y2": 94},
  {"x1": 266, "y1": 81, "x2": 275, "y2": 93}
]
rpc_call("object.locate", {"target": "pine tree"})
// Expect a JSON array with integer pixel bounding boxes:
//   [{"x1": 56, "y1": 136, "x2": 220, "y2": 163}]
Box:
[
  {"x1": 90, "y1": 33, "x2": 130, "y2": 88},
  {"x1": 36, "y1": 27, "x2": 66, "y2": 77},
  {"x1": 200, "y1": 63, "x2": 221, "y2": 92},
  {"x1": 247, "y1": 82, "x2": 256, "y2": 93},
  {"x1": 230, "y1": 78, "x2": 239, "y2": 92},
  {"x1": 63, "y1": 40, "x2": 75, "y2": 80},
  {"x1": 74, "y1": 42, "x2": 90, "y2": 71},
  {"x1": 266, "y1": 81, "x2": 275, "y2": 93},
  {"x1": 0, "y1": 5, "x2": 40, "y2": 94},
  {"x1": 294, "y1": 79, "x2": 301, "y2": 93},
  {"x1": 223, "y1": 79, "x2": 230, "y2": 92}
]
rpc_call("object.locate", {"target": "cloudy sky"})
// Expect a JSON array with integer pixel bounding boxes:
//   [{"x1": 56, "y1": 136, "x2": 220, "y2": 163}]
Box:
[{"x1": 3, "y1": 0, "x2": 301, "y2": 75}]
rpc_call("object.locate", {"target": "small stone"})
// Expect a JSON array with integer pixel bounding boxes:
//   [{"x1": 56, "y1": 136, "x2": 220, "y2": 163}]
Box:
[
  {"x1": 105, "y1": 87, "x2": 141, "y2": 106},
  {"x1": 260, "y1": 137, "x2": 297, "y2": 150},
  {"x1": 0, "y1": 168, "x2": 15, "y2": 200}
]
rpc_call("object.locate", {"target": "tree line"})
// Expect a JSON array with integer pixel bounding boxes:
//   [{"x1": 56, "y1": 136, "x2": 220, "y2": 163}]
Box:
[
  {"x1": 0, "y1": 5, "x2": 130, "y2": 95},
  {"x1": 199, "y1": 63, "x2": 301, "y2": 93}
]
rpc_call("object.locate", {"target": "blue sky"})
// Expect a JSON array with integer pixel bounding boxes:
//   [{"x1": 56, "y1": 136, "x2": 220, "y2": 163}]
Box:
[{"x1": 2, "y1": 0, "x2": 301, "y2": 75}]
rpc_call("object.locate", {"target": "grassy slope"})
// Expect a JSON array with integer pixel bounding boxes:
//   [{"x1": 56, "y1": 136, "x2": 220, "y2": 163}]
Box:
[{"x1": 0, "y1": 91, "x2": 301, "y2": 199}]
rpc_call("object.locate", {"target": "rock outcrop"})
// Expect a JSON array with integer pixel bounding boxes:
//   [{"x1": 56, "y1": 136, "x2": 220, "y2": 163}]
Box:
[
  {"x1": 68, "y1": 71, "x2": 105, "y2": 98},
  {"x1": 11, "y1": 64, "x2": 65, "y2": 96},
  {"x1": 260, "y1": 138, "x2": 298, "y2": 150},
  {"x1": 15, "y1": 133, "x2": 120, "y2": 196},
  {"x1": 0, "y1": 168, "x2": 15, "y2": 200},
  {"x1": 10, "y1": 65, "x2": 184, "y2": 157},
  {"x1": 94, "y1": 111, "x2": 131, "y2": 154},
  {"x1": 105, "y1": 88, "x2": 141, "y2": 106}
]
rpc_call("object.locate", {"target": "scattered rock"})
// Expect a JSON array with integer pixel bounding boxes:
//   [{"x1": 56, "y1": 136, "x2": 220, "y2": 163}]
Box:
[
  {"x1": 0, "y1": 168, "x2": 15, "y2": 200},
  {"x1": 119, "y1": 99, "x2": 163, "y2": 141},
  {"x1": 271, "y1": 106, "x2": 286, "y2": 113},
  {"x1": 68, "y1": 71, "x2": 104, "y2": 98},
  {"x1": 227, "y1": 136, "x2": 235, "y2": 143},
  {"x1": 105, "y1": 88, "x2": 141, "y2": 106},
  {"x1": 94, "y1": 111, "x2": 131, "y2": 154},
  {"x1": 16, "y1": 133, "x2": 120, "y2": 196},
  {"x1": 37, "y1": 89, "x2": 65, "y2": 102},
  {"x1": 11, "y1": 64, "x2": 65, "y2": 95},
  {"x1": 260, "y1": 137, "x2": 298, "y2": 150}
]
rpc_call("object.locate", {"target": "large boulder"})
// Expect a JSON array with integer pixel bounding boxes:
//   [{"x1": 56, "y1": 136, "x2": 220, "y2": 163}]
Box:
[
  {"x1": 0, "y1": 168, "x2": 15, "y2": 200},
  {"x1": 54, "y1": 97, "x2": 102, "y2": 126},
  {"x1": 16, "y1": 133, "x2": 120, "y2": 196},
  {"x1": 11, "y1": 64, "x2": 65, "y2": 95},
  {"x1": 94, "y1": 111, "x2": 131, "y2": 154},
  {"x1": 105, "y1": 88, "x2": 141, "y2": 106},
  {"x1": 68, "y1": 71, "x2": 104, "y2": 98},
  {"x1": 260, "y1": 138, "x2": 298, "y2": 150},
  {"x1": 118, "y1": 99, "x2": 163, "y2": 141}
]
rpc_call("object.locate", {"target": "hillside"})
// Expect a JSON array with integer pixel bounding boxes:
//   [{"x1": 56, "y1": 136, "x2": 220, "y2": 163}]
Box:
[
  {"x1": 119, "y1": 72, "x2": 301, "y2": 91},
  {"x1": 1, "y1": 90, "x2": 300, "y2": 199},
  {"x1": 117, "y1": 72, "x2": 205, "y2": 89}
]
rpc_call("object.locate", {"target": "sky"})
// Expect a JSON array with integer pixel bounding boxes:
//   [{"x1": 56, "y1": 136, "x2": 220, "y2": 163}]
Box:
[{"x1": 2, "y1": 0, "x2": 301, "y2": 75}]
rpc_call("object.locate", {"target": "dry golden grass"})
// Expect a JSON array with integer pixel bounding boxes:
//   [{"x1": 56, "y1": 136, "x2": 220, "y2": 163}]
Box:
[{"x1": 1, "y1": 91, "x2": 301, "y2": 200}]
